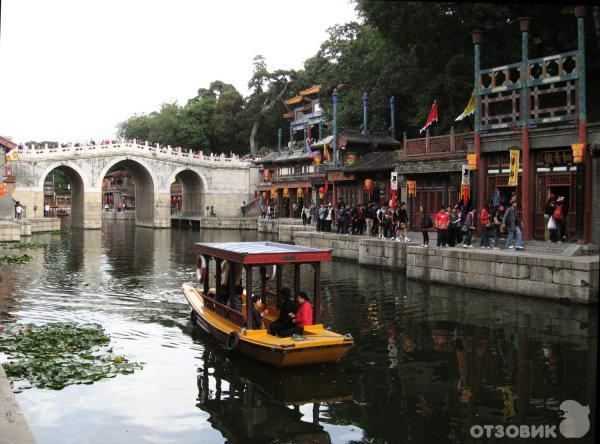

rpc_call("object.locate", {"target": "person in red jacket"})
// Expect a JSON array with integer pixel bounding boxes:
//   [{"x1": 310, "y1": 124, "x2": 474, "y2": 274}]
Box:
[{"x1": 279, "y1": 292, "x2": 313, "y2": 337}]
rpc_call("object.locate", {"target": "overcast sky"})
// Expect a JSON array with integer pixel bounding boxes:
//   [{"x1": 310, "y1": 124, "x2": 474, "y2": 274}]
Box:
[{"x1": 0, "y1": 0, "x2": 359, "y2": 143}]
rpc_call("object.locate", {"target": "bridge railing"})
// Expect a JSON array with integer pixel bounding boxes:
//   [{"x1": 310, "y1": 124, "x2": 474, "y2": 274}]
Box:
[{"x1": 15, "y1": 140, "x2": 251, "y2": 167}]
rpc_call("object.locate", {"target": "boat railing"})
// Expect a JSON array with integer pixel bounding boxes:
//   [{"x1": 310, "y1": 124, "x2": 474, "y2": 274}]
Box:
[{"x1": 203, "y1": 295, "x2": 246, "y2": 327}]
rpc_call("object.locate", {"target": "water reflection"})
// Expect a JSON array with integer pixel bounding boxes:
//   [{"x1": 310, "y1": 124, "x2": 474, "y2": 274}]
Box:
[
  {"x1": 0, "y1": 224, "x2": 596, "y2": 443},
  {"x1": 193, "y1": 328, "x2": 352, "y2": 443}
]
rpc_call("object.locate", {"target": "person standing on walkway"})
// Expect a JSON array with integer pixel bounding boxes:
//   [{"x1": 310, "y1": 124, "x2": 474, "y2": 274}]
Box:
[
  {"x1": 365, "y1": 203, "x2": 374, "y2": 237},
  {"x1": 554, "y1": 196, "x2": 567, "y2": 243},
  {"x1": 398, "y1": 202, "x2": 410, "y2": 242},
  {"x1": 479, "y1": 204, "x2": 492, "y2": 248},
  {"x1": 325, "y1": 203, "x2": 333, "y2": 232},
  {"x1": 419, "y1": 206, "x2": 432, "y2": 247},
  {"x1": 544, "y1": 195, "x2": 556, "y2": 242},
  {"x1": 377, "y1": 205, "x2": 385, "y2": 238},
  {"x1": 492, "y1": 205, "x2": 505, "y2": 249},
  {"x1": 447, "y1": 205, "x2": 458, "y2": 247},
  {"x1": 434, "y1": 206, "x2": 449, "y2": 247},
  {"x1": 463, "y1": 208, "x2": 476, "y2": 248},
  {"x1": 15, "y1": 202, "x2": 23, "y2": 220},
  {"x1": 502, "y1": 199, "x2": 524, "y2": 250}
]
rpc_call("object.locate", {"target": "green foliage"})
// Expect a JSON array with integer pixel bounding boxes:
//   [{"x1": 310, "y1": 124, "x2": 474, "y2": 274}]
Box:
[
  {"x1": 0, "y1": 254, "x2": 33, "y2": 266},
  {"x1": 0, "y1": 323, "x2": 143, "y2": 391},
  {"x1": 0, "y1": 242, "x2": 46, "y2": 250},
  {"x1": 117, "y1": 3, "x2": 600, "y2": 149}
]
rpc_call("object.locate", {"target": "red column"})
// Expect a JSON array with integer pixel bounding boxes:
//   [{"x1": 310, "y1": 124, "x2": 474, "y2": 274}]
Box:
[
  {"x1": 581, "y1": 120, "x2": 591, "y2": 243},
  {"x1": 521, "y1": 126, "x2": 533, "y2": 240},
  {"x1": 475, "y1": 132, "x2": 485, "y2": 212}
]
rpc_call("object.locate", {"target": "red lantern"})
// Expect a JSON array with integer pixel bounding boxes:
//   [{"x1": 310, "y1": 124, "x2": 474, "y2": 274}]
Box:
[
  {"x1": 364, "y1": 178, "x2": 373, "y2": 197},
  {"x1": 318, "y1": 186, "x2": 326, "y2": 199}
]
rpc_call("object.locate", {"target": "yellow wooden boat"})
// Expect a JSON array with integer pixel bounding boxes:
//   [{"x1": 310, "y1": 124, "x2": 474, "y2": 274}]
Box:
[{"x1": 182, "y1": 241, "x2": 354, "y2": 367}]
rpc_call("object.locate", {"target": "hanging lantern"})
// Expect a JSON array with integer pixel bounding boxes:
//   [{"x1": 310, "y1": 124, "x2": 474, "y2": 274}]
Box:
[
  {"x1": 319, "y1": 186, "x2": 325, "y2": 199},
  {"x1": 467, "y1": 153, "x2": 478, "y2": 170},
  {"x1": 270, "y1": 189, "x2": 277, "y2": 199},
  {"x1": 571, "y1": 143, "x2": 584, "y2": 164},
  {"x1": 296, "y1": 187, "x2": 303, "y2": 198},
  {"x1": 313, "y1": 155, "x2": 321, "y2": 165},
  {"x1": 262, "y1": 192, "x2": 267, "y2": 199},
  {"x1": 364, "y1": 178, "x2": 373, "y2": 198},
  {"x1": 283, "y1": 188, "x2": 290, "y2": 198}
]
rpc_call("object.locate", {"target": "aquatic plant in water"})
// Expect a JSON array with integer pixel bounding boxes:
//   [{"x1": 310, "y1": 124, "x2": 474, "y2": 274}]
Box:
[
  {"x1": 0, "y1": 242, "x2": 46, "y2": 250},
  {"x1": 0, "y1": 254, "x2": 33, "y2": 266},
  {"x1": 0, "y1": 323, "x2": 143, "y2": 391}
]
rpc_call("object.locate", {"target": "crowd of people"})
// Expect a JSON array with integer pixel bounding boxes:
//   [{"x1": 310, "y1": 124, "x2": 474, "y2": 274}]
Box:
[{"x1": 260, "y1": 190, "x2": 572, "y2": 250}]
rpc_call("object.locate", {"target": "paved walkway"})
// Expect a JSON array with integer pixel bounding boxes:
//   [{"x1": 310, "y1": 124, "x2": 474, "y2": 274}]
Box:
[{"x1": 0, "y1": 365, "x2": 37, "y2": 444}]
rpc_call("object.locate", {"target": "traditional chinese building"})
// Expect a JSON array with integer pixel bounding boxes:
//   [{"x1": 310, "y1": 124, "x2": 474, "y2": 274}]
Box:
[
  {"x1": 102, "y1": 170, "x2": 136, "y2": 209},
  {"x1": 283, "y1": 85, "x2": 325, "y2": 143},
  {"x1": 469, "y1": 8, "x2": 599, "y2": 243}
]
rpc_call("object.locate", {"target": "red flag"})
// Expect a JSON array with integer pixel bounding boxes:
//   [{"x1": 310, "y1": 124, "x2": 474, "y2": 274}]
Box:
[
  {"x1": 324, "y1": 180, "x2": 329, "y2": 193},
  {"x1": 419, "y1": 100, "x2": 438, "y2": 134}
]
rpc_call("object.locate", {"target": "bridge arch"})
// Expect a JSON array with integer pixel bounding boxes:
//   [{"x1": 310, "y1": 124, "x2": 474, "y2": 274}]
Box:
[
  {"x1": 168, "y1": 167, "x2": 208, "y2": 216},
  {"x1": 38, "y1": 162, "x2": 87, "y2": 228},
  {"x1": 99, "y1": 157, "x2": 158, "y2": 227}
]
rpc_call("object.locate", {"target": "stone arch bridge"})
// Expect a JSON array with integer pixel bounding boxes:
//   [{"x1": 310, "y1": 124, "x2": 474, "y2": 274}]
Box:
[{"x1": 11, "y1": 141, "x2": 256, "y2": 228}]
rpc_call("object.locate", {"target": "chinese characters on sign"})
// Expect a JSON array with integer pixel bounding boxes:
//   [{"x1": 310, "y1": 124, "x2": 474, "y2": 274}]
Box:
[
  {"x1": 542, "y1": 150, "x2": 573, "y2": 166},
  {"x1": 508, "y1": 148, "x2": 520, "y2": 187}
]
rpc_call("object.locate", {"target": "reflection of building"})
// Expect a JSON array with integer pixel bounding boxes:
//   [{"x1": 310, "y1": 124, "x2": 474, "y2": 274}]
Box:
[{"x1": 102, "y1": 170, "x2": 135, "y2": 209}]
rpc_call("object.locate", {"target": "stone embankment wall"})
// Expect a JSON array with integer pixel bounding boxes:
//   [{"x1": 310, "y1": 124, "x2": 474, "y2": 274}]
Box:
[
  {"x1": 198, "y1": 217, "x2": 257, "y2": 230},
  {"x1": 0, "y1": 221, "x2": 20, "y2": 242},
  {"x1": 406, "y1": 246, "x2": 598, "y2": 304},
  {"x1": 0, "y1": 218, "x2": 60, "y2": 241},
  {"x1": 283, "y1": 224, "x2": 599, "y2": 304}
]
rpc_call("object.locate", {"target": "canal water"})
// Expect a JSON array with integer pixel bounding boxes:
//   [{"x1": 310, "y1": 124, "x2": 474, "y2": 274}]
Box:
[{"x1": 0, "y1": 222, "x2": 597, "y2": 443}]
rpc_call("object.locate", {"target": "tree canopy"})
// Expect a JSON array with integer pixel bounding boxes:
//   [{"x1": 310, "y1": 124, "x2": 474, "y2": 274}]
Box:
[{"x1": 117, "y1": 2, "x2": 600, "y2": 153}]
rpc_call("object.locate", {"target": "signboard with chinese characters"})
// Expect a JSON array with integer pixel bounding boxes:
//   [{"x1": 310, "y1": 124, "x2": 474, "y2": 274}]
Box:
[
  {"x1": 461, "y1": 164, "x2": 470, "y2": 186},
  {"x1": 390, "y1": 171, "x2": 398, "y2": 190},
  {"x1": 542, "y1": 150, "x2": 573, "y2": 166}
]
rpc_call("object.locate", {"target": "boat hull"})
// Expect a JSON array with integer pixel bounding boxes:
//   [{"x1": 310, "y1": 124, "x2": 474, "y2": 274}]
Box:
[{"x1": 184, "y1": 284, "x2": 353, "y2": 368}]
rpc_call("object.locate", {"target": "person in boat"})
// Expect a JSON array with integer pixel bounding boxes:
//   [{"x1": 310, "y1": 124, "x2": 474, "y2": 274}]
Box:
[
  {"x1": 215, "y1": 286, "x2": 228, "y2": 305},
  {"x1": 279, "y1": 291, "x2": 313, "y2": 337},
  {"x1": 251, "y1": 295, "x2": 265, "y2": 329},
  {"x1": 230, "y1": 285, "x2": 244, "y2": 312},
  {"x1": 267, "y1": 287, "x2": 297, "y2": 336}
]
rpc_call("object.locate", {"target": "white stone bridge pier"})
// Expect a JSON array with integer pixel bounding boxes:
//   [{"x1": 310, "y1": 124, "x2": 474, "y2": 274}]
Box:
[{"x1": 11, "y1": 141, "x2": 256, "y2": 228}]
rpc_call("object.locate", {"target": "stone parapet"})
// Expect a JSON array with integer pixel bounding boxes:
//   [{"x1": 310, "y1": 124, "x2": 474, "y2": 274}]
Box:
[
  {"x1": 406, "y1": 246, "x2": 599, "y2": 304},
  {"x1": 102, "y1": 211, "x2": 136, "y2": 221},
  {"x1": 28, "y1": 218, "x2": 61, "y2": 233},
  {"x1": 292, "y1": 232, "x2": 359, "y2": 260}
]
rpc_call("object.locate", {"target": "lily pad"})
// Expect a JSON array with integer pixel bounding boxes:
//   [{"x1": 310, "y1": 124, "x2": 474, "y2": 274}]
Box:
[{"x1": 0, "y1": 323, "x2": 143, "y2": 391}]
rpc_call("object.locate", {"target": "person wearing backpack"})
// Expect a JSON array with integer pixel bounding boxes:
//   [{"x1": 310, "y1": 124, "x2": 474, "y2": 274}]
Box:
[
  {"x1": 419, "y1": 205, "x2": 433, "y2": 247},
  {"x1": 553, "y1": 196, "x2": 566, "y2": 243}
]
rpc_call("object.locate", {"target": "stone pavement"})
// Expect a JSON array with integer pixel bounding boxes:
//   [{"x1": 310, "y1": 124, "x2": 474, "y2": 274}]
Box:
[{"x1": 0, "y1": 365, "x2": 37, "y2": 444}]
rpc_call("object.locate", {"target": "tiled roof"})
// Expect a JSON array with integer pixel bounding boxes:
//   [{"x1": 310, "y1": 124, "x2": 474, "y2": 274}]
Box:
[
  {"x1": 342, "y1": 151, "x2": 401, "y2": 173},
  {"x1": 340, "y1": 128, "x2": 401, "y2": 148},
  {"x1": 257, "y1": 148, "x2": 314, "y2": 165}
]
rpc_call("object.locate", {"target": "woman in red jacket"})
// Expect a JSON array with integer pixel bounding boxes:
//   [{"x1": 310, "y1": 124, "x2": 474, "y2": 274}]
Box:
[
  {"x1": 279, "y1": 292, "x2": 313, "y2": 337},
  {"x1": 479, "y1": 203, "x2": 492, "y2": 248}
]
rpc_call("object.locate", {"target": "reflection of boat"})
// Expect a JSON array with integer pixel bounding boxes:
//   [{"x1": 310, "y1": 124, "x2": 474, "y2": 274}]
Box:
[
  {"x1": 196, "y1": 344, "x2": 352, "y2": 443},
  {"x1": 182, "y1": 242, "x2": 354, "y2": 367}
]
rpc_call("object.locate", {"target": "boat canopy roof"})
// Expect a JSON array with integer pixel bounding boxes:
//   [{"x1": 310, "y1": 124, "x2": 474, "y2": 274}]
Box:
[{"x1": 193, "y1": 241, "x2": 332, "y2": 265}]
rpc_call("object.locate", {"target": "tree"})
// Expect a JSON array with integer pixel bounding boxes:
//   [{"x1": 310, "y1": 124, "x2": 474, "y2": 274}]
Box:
[{"x1": 246, "y1": 55, "x2": 294, "y2": 154}]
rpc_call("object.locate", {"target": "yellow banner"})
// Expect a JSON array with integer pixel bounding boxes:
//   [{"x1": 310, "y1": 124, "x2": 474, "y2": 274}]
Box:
[
  {"x1": 406, "y1": 180, "x2": 416, "y2": 197},
  {"x1": 508, "y1": 148, "x2": 520, "y2": 187},
  {"x1": 467, "y1": 153, "x2": 478, "y2": 170},
  {"x1": 571, "y1": 143, "x2": 584, "y2": 164}
]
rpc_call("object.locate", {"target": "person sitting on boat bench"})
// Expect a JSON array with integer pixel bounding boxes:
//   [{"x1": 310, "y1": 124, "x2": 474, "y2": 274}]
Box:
[
  {"x1": 279, "y1": 291, "x2": 313, "y2": 337},
  {"x1": 268, "y1": 287, "x2": 297, "y2": 336},
  {"x1": 250, "y1": 295, "x2": 265, "y2": 329},
  {"x1": 230, "y1": 285, "x2": 244, "y2": 312}
]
